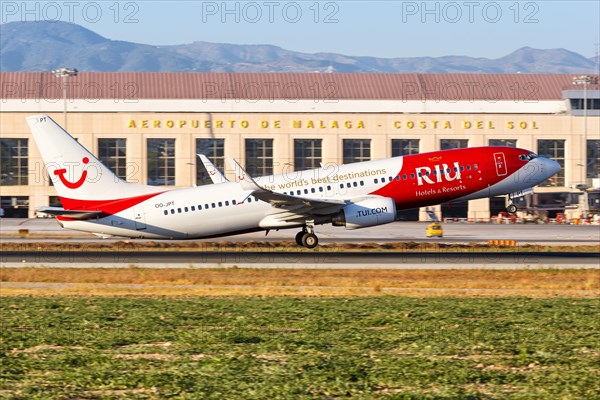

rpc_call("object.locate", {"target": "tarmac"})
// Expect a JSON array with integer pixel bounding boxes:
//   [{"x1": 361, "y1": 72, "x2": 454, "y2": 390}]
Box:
[
  {"x1": 1, "y1": 218, "x2": 598, "y2": 245},
  {"x1": 1, "y1": 218, "x2": 598, "y2": 269}
]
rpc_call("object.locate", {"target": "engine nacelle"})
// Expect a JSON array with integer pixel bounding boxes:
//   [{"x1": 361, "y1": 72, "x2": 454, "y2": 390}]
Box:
[{"x1": 332, "y1": 197, "x2": 396, "y2": 230}]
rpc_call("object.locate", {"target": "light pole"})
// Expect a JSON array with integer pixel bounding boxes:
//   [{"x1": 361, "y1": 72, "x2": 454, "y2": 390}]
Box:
[
  {"x1": 51, "y1": 67, "x2": 78, "y2": 130},
  {"x1": 572, "y1": 75, "x2": 598, "y2": 219}
]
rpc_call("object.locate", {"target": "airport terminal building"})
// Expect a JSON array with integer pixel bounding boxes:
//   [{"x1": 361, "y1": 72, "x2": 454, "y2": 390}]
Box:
[{"x1": 1, "y1": 72, "x2": 599, "y2": 219}]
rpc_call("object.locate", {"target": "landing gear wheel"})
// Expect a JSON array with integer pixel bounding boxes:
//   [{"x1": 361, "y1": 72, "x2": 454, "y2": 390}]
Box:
[
  {"x1": 295, "y1": 230, "x2": 306, "y2": 246},
  {"x1": 507, "y1": 204, "x2": 518, "y2": 214},
  {"x1": 301, "y1": 233, "x2": 318, "y2": 249}
]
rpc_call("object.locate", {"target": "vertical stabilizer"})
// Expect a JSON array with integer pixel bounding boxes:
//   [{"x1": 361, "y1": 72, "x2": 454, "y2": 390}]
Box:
[{"x1": 26, "y1": 115, "x2": 158, "y2": 207}]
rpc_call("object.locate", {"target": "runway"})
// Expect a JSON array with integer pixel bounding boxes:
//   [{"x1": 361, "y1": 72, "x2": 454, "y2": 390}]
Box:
[
  {"x1": 2, "y1": 219, "x2": 598, "y2": 268},
  {"x1": 2, "y1": 219, "x2": 599, "y2": 245},
  {"x1": 3, "y1": 250, "x2": 599, "y2": 269}
]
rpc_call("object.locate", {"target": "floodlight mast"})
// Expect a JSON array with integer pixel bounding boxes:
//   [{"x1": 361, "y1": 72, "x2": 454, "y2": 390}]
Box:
[
  {"x1": 51, "y1": 67, "x2": 78, "y2": 131},
  {"x1": 572, "y1": 74, "x2": 598, "y2": 218}
]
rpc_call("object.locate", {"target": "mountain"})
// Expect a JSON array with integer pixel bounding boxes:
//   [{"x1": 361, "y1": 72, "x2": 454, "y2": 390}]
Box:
[{"x1": 1, "y1": 21, "x2": 597, "y2": 73}]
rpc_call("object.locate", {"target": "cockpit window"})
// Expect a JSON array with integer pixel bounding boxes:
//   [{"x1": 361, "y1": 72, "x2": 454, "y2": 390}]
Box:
[{"x1": 519, "y1": 153, "x2": 538, "y2": 161}]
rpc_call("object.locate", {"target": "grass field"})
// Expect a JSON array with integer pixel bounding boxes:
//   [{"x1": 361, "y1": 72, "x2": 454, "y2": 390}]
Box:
[{"x1": 1, "y1": 296, "x2": 599, "y2": 399}]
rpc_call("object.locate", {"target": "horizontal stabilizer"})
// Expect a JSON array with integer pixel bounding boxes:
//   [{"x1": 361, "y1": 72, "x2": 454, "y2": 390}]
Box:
[{"x1": 36, "y1": 207, "x2": 102, "y2": 220}]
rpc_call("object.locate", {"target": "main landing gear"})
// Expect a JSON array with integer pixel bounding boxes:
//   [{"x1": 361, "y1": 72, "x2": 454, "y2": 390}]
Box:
[
  {"x1": 506, "y1": 204, "x2": 518, "y2": 214},
  {"x1": 295, "y1": 223, "x2": 319, "y2": 249}
]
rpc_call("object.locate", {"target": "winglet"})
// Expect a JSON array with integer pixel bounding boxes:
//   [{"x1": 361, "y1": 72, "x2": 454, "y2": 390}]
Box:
[
  {"x1": 227, "y1": 157, "x2": 261, "y2": 191},
  {"x1": 198, "y1": 154, "x2": 228, "y2": 184}
]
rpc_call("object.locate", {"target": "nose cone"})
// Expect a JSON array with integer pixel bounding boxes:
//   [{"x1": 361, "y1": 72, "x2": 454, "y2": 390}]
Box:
[
  {"x1": 524, "y1": 157, "x2": 561, "y2": 187},
  {"x1": 540, "y1": 157, "x2": 561, "y2": 180}
]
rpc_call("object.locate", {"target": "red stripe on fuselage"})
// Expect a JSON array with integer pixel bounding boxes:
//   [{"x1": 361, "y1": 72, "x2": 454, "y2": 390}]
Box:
[
  {"x1": 371, "y1": 147, "x2": 528, "y2": 209},
  {"x1": 59, "y1": 192, "x2": 165, "y2": 216}
]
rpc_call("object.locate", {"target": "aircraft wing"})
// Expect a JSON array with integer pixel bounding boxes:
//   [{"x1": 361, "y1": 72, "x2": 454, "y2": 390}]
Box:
[
  {"x1": 198, "y1": 154, "x2": 228, "y2": 184},
  {"x1": 36, "y1": 207, "x2": 102, "y2": 220},
  {"x1": 227, "y1": 157, "x2": 347, "y2": 224}
]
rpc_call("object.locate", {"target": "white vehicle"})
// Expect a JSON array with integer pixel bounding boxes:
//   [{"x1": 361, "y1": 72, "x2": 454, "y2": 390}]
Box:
[{"x1": 27, "y1": 115, "x2": 560, "y2": 247}]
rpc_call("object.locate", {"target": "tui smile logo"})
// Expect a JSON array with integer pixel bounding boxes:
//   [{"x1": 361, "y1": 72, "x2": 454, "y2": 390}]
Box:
[{"x1": 54, "y1": 157, "x2": 89, "y2": 189}]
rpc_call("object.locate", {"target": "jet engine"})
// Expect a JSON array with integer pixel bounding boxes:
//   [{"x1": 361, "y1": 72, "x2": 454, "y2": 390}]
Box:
[{"x1": 332, "y1": 197, "x2": 396, "y2": 230}]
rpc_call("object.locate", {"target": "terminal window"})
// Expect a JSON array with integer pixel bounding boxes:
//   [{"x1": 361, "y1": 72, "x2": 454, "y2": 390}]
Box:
[
  {"x1": 98, "y1": 138, "x2": 127, "y2": 180},
  {"x1": 294, "y1": 139, "x2": 322, "y2": 171},
  {"x1": 391, "y1": 139, "x2": 420, "y2": 156},
  {"x1": 538, "y1": 140, "x2": 565, "y2": 187},
  {"x1": 246, "y1": 139, "x2": 273, "y2": 176},
  {"x1": 440, "y1": 139, "x2": 469, "y2": 150},
  {"x1": 0, "y1": 138, "x2": 28, "y2": 186},
  {"x1": 343, "y1": 139, "x2": 371, "y2": 164},
  {"x1": 570, "y1": 98, "x2": 600, "y2": 111},
  {"x1": 196, "y1": 139, "x2": 225, "y2": 185},
  {"x1": 489, "y1": 139, "x2": 517, "y2": 147},
  {"x1": 588, "y1": 140, "x2": 600, "y2": 179},
  {"x1": 147, "y1": 139, "x2": 176, "y2": 186}
]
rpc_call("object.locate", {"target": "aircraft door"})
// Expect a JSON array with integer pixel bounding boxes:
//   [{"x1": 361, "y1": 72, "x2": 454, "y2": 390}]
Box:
[
  {"x1": 493, "y1": 152, "x2": 508, "y2": 176},
  {"x1": 133, "y1": 206, "x2": 146, "y2": 230}
]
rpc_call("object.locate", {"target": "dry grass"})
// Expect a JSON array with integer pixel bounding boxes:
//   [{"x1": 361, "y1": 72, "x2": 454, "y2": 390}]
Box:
[
  {"x1": 1, "y1": 268, "x2": 598, "y2": 297},
  {"x1": 2, "y1": 240, "x2": 599, "y2": 253}
]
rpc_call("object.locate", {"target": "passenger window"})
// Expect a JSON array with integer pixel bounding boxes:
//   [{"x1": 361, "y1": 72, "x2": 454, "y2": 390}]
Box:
[
  {"x1": 211, "y1": 203, "x2": 216, "y2": 208},
  {"x1": 418, "y1": 172, "x2": 422, "y2": 177},
  {"x1": 374, "y1": 178, "x2": 378, "y2": 184},
  {"x1": 218, "y1": 202, "x2": 222, "y2": 207},
  {"x1": 170, "y1": 209, "x2": 175, "y2": 214},
  {"x1": 225, "y1": 201, "x2": 229, "y2": 206},
  {"x1": 319, "y1": 187, "x2": 323, "y2": 192},
  {"x1": 360, "y1": 181, "x2": 364, "y2": 186},
  {"x1": 247, "y1": 198, "x2": 252, "y2": 203},
  {"x1": 388, "y1": 177, "x2": 393, "y2": 182},
  {"x1": 395, "y1": 176, "x2": 400, "y2": 181},
  {"x1": 474, "y1": 164, "x2": 478, "y2": 170},
  {"x1": 184, "y1": 207, "x2": 189, "y2": 212},
  {"x1": 191, "y1": 206, "x2": 195, "y2": 211},
  {"x1": 311, "y1": 188, "x2": 315, "y2": 193},
  {"x1": 304, "y1": 189, "x2": 308, "y2": 194},
  {"x1": 232, "y1": 200, "x2": 237, "y2": 205},
  {"x1": 410, "y1": 173, "x2": 415, "y2": 179},
  {"x1": 340, "y1": 183, "x2": 344, "y2": 189},
  {"x1": 467, "y1": 165, "x2": 471, "y2": 171},
  {"x1": 353, "y1": 182, "x2": 357, "y2": 187},
  {"x1": 460, "y1": 166, "x2": 464, "y2": 171},
  {"x1": 178, "y1": 208, "x2": 182, "y2": 213},
  {"x1": 164, "y1": 210, "x2": 168, "y2": 216}
]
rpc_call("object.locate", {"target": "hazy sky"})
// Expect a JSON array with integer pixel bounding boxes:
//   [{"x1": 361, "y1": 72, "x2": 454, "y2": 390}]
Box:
[{"x1": 2, "y1": 1, "x2": 599, "y2": 58}]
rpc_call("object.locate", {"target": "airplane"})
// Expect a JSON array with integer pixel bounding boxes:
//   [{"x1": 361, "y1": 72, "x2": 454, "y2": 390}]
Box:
[{"x1": 27, "y1": 114, "x2": 561, "y2": 248}]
